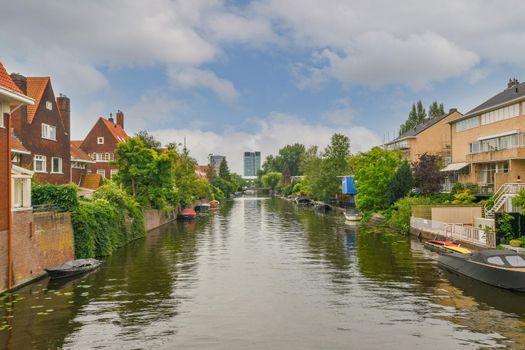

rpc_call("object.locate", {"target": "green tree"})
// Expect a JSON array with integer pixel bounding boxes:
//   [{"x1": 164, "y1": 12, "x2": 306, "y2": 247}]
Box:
[
  {"x1": 416, "y1": 100, "x2": 427, "y2": 122},
  {"x1": 412, "y1": 153, "x2": 444, "y2": 195},
  {"x1": 349, "y1": 147, "x2": 403, "y2": 213},
  {"x1": 262, "y1": 172, "x2": 282, "y2": 191},
  {"x1": 428, "y1": 101, "x2": 445, "y2": 119},
  {"x1": 316, "y1": 133, "x2": 351, "y2": 200},
  {"x1": 219, "y1": 158, "x2": 231, "y2": 181},
  {"x1": 388, "y1": 161, "x2": 414, "y2": 205},
  {"x1": 281, "y1": 163, "x2": 291, "y2": 186},
  {"x1": 135, "y1": 130, "x2": 162, "y2": 152},
  {"x1": 261, "y1": 143, "x2": 306, "y2": 176}
]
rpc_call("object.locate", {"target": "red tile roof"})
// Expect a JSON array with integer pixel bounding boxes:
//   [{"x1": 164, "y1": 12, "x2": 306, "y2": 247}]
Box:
[
  {"x1": 195, "y1": 165, "x2": 208, "y2": 179},
  {"x1": 71, "y1": 141, "x2": 93, "y2": 162},
  {"x1": 71, "y1": 140, "x2": 83, "y2": 148},
  {"x1": 100, "y1": 117, "x2": 129, "y2": 142},
  {"x1": 79, "y1": 174, "x2": 103, "y2": 190},
  {"x1": 26, "y1": 77, "x2": 50, "y2": 124},
  {"x1": 0, "y1": 63, "x2": 23, "y2": 94},
  {"x1": 10, "y1": 131, "x2": 29, "y2": 154}
]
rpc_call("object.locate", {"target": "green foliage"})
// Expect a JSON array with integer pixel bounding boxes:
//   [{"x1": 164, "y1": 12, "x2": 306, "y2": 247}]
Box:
[
  {"x1": 135, "y1": 130, "x2": 162, "y2": 151},
  {"x1": 386, "y1": 196, "x2": 434, "y2": 232},
  {"x1": 399, "y1": 100, "x2": 428, "y2": 135},
  {"x1": 292, "y1": 178, "x2": 313, "y2": 197},
  {"x1": 350, "y1": 147, "x2": 402, "y2": 213},
  {"x1": 262, "y1": 143, "x2": 306, "y2": 176},
  {"x1": 71, "y1": 183, "x2": 145, "y2": 258},
  {"x1": 497, "y1": 212, "x2": 515, "y2": 243},
  {"x1": 451, "y1": 189, "x2": 476, "y2": 204},
  {"x1": 388, "y1": 161, "x2": 414, "y2": 205},
  {"x1": 262, "y1": 172, "x2": 282, "y2": 191},
  {"x1": 32, "y1": 183, "x2": 79, "y2": 211},
  {"x1": 428, "y1": 101, "x2": 445, "y2": 119},
  {"x1": 218, "y1": 158, "x2": 231, "y2": 181},
  {"x1": 513, "y1": 189, "x2": 525, "y2": 214},
  {"x1": 412, "y1": 153, "x2": 444, "y2": 195}
]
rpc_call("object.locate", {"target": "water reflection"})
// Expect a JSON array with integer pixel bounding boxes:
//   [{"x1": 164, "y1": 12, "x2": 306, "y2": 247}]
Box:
[{"x1": 1, "y1": 198, "x2": 525, "y2": 349}]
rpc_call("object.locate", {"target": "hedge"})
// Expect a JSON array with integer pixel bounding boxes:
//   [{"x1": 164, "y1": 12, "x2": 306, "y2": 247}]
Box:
[{"x1": 32, "y1": 183, "x2": 79, "y2": 212}]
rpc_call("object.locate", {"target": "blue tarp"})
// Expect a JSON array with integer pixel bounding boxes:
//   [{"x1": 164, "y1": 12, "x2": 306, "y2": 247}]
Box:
[{"x1": 341, "y1": 176, "x2": 358, "y2": 195}]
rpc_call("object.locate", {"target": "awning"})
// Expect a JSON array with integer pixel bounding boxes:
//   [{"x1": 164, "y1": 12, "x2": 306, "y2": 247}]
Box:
[
  {"x1": 441, "y1": 162, "x2": 470, "y2": 172},
  {"x1": 477, "y1": 130, "x2": 518, "y2": 141}
]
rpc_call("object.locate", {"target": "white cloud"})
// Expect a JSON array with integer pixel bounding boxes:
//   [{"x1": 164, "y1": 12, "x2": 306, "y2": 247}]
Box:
[
  {"x1": 151, "y1": 112, "x2": 381, "y2": 173},
  {"x1": 168, "y1": 66, "x2": 239, "y2": 103},
  {"x1": 321, "y1": 98, "x2": 354, "y2": 126}
]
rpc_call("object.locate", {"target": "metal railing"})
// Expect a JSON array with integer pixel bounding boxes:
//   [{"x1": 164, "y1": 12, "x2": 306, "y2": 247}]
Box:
[
  {"x1": 469, "y1": 133, "x2": 525, "y2": 154},
  {"x1": 410, "y1": 217, "x2": 495, "y2": 248}
]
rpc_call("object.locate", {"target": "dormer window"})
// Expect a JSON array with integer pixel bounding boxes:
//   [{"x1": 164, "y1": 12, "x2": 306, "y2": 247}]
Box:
[
  {"x1": 46, "y1": 101, "x2": 53, "y2": 110},
  {"x1": 97, "y1": 137, "x2": 104, "y2": 144},
  {"x1": 41, "y1": 123, "x2": 56, "y2": 141}
]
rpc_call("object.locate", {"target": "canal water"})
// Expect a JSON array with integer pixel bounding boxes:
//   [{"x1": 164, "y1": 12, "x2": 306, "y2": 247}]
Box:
[{"x1": 2, "y1": 197, "x2": 525, "y2": 349}]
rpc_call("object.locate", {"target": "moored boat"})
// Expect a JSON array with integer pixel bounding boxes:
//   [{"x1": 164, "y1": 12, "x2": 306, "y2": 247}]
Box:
[
  {"x1": 195, "y1": 203, "x2": 211, "y2": 212},
  {"x1": 424, "y1": 239, "x2": 471, "y2": 254},
  {"x1": 209, "y1": 200, "x2": 220, "y2": 208},
  {"x1": 295, "y1": 196, "x2": 313, "y2": 206},
  {"x1": 177, "y1": 208, "x2": 197, "y2": 220},
  {"x1": 438, "y1": 249, "x2": 525, "y2": 292},
  {"x1": 45, "y1": 259, "x2": 102, "y2": 280},
  {"x1": 344, "y1": 210, "x2": 362, "y2": 222}
]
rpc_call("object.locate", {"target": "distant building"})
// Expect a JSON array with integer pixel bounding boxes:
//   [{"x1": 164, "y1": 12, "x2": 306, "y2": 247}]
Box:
[
  {"x1": 210, "y1": 154, "x2": 225, "y2": 173},
  {"x1": 244, "y1": 151, "x2": 261, "y2": 177}
]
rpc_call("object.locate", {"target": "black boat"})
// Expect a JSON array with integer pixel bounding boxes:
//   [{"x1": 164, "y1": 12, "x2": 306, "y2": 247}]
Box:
[
  {"x1": 438, "y1": 249, "x2": 525, "y2": 292},
  {"x1": 45, "y1": 259, "x2": 102, "y2": 279}
]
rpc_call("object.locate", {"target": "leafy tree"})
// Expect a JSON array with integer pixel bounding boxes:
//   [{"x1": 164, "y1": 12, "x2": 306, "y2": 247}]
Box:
[
  {"x1": 262, "y1": 172, "x2": 282, "y2": 191},
  {"x1": 316, "y1": 133, "x2": 351, "y2": 200},
  {"x1": 349, "y1": 147, "x2": 403, "y2": 213},
  {"x1": 428, "y1": 101, "x2": 445, "y2": 119},
  {"x1": 219, "y1": 158, "x2": 231, "y2": 181},
  {"x1": 399, "y1": 100, "x2": 428, "y2": 135},
  {"x1": 452, "y1": 189, "x2": 475, "y2": 204},
  {"x1": 261, "y1": 143, "x2": 306, "y2": 176},
  {"x1": 412, "y1": 153, "x2": 444, "y2": 195},
  {"x1": 135, "y1": 130, "x2": 162, "y2": 151},
  {"x1": 388, "y1": 161, "x2": 414, "y2": 204},
  {"x1": 416, "y1": 100, "x2": 427, "y2": 121},
  {"x1": 281, "y1": 163, "x2": 291, "y2": 186}
]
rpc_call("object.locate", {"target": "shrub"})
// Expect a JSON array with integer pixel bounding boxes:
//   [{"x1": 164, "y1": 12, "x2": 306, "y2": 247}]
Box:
[
  {"x1": 387, "y1": 196, "x2": 436, "y2": 233},
  {"x1": 451, "y1": 189, "x2": 475, "y2": 205},
  {"x1": 497, "y1": 212, "x2": 515, "y2": 244},
  {"x1": 71, "y1": 183, "x2": 145, "y2": 258},
  {"x1": 32, "y1": 183, "x2": 79, "y2": 212}
]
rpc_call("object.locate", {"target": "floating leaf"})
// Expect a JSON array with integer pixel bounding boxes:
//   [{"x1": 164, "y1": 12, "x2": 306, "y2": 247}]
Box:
[
  {"x1": 45, "y1": 309, "x2": 54, "y2": 313},
  {"x1": 31, "y1": 305, "x2": 44, "y2": 309},
  {"x1": 36, "y1": 312, "x2": 48, "y2": 316}
]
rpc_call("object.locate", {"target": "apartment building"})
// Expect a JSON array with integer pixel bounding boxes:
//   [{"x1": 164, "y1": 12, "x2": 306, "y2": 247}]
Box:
[
  {"x1": 447, "y1": 79, "x2": 525, "y2": 195},
  {"x1": 384, "y1": 109, "x2": 462, "y2": 163}
]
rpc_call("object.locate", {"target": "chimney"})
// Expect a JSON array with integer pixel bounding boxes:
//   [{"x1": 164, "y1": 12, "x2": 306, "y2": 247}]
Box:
[
  {"x1": 57, "y1": 94, "x2": 71, "y2": 136},
  {"x1": 10, "y1": 73, "x2": 27, "y2": 94},
  {"x1": 108, "y1": 112, "x2": 114, "y2": 124},
  {"x1": 507, "y1": 77, "x2": 520, "y2": 89},
  {"x1": 116, "y1": 110, "x2": 124, "y2": 129},
  {"x1": 449, "y1": 108, "x2": 458, "y2": 114}
]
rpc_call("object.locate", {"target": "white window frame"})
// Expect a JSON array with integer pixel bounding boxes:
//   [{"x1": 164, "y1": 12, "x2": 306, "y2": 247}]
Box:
[
  {"x1": 97, "y1": 137, "x2": 104, "y2": 144},
  {"x1": 97, "y1": 169, "x2": 106, "y2": 178},
  {"x1": 46, "y1": 101, "x2": 53, "y2": 110},
  {"x1": 110, "y1": 169, "x2": 118, "y2": 179},
  {"x1": 41, "y1": 123, "x2": 57, "y2": 141},
  {"x1": 34, "y1": 155, "x2": 47, "y2": 173},
  {"x1": 51, "y1": 157, "x2": 63, "y2": 174}
]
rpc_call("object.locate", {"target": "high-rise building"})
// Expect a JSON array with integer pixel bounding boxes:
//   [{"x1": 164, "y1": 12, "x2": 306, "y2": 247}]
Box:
[
  {"x1": 209, "y1": 154, "x2": 225, "y2": 174},
  {"x1": 243, "y1": 151, "x2": 261, "y2": 177}
]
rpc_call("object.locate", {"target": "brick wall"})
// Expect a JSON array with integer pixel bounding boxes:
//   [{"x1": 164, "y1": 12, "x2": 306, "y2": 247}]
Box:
[
  {"x1": 0, "y1": 210, "x2": 75, "y2": 292},
  {"x1": 0, "y1": 113, "x2": 8, "y2": 231}
]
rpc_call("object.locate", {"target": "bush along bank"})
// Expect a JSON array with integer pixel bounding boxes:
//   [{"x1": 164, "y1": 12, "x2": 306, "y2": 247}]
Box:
[{"x1": 33, "y1": 182, "x2": 145, "y2": 259}]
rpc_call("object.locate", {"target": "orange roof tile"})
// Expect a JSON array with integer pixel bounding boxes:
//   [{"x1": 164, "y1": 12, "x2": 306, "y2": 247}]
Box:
[
  {"x1": 79, "y1": 174, "x2": 103, "y2": 190},
  {"x1": 100, "y1": 117, "x2": 129, "y2": 142},
  {"x1": 71, "y1": 142, "x2": 93, "y2": 162},
  {"x1": 10, "y1": 131, "x2": 29, "y2": 154},
  {"x1": 26, "y1": 77, "x2": 50, "y2": 124},
  {"x1": 71, "y1": 140, "x2": 83, "y2": 148},
  {"x1": 0, "y1": 63, "x2": 23, "y2": 94}
]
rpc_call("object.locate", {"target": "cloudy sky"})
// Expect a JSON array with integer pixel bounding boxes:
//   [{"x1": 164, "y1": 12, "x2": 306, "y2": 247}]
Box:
[{"x1": 3, "y1": 0, "x2": 525, "y2": 172}]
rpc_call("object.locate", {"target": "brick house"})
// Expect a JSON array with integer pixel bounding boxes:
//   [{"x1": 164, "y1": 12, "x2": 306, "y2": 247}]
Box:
[
  {"x1": 0, "y1": 62, "x2": 34, "y2": 290},
  {"x1": 77, "y1": 111, "x2": 128, "y2": 181},
  {"x1": 10, "y1": 74, "x2": 71, "y2": 184},
  {"x1": 70, "y1": 141, "x2": 94, "y2": 186}
]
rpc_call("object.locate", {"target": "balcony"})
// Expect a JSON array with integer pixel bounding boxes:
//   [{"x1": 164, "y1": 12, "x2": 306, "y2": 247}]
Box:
[{"x1": 467, "y1": 132, "x2": 525, "y2": 163}]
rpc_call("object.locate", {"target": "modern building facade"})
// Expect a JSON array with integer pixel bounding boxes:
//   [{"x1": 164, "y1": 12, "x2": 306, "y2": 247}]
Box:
[
  {"x1": 243, "y1": 151, "x2": 261, "y2": 177},
  {"x1": 446, "y1": 78, "x2": 525, "y2": 196},
  {"x1": 384, "y1": 109, "x2": 462, "y2": 163}
]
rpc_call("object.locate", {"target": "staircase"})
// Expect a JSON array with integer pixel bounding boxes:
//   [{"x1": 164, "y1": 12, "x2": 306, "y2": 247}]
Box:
[{"x1": 484, "y1": 183, "x2": 525, "y2": 218}]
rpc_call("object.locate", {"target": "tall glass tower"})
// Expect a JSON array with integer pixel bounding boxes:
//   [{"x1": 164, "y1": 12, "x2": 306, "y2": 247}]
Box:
[{"x1": 243, "y1": 151, "x2": 261, "y2": 177}]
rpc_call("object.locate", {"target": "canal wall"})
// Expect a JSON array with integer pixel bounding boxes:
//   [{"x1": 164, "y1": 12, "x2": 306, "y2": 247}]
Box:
[
  {"x1": 1, "y1": 211, "x2": 75, "y2": 293},
  {"x1": 144, "y1": 209, "x2": 176, "y2": 231}
]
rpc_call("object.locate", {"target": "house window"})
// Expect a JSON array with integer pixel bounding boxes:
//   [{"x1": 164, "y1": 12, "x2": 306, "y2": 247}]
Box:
[
  {"x1": 110, "y1": 169, "x2": 118, "y2": 178},
  {"x1": 98, "y1": 137, "x2": 104, "y2": 144},
  {"x1": 51, "y1": 157, "x2": 62, "y2": 174},
  {"x1": 97, "y1": 169, "x2": 106, "y2": 178},
  {"x1": 42, "y1": 123, "x2": 57, "y2": 140},
  {"x1": 34, "y1": 155, "x2": 46, "y2": 173},
  {"x1": 46, "y1": 101, "x2": 53, "y2": 110}
]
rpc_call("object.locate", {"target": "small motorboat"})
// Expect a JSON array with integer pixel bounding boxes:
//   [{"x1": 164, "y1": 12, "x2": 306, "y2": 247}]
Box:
[
  {"x1": 424, "y1": 239, "x2": 471, "y2": 254},
  {"x1": 195, "y1": 203, "x2": 211, "y2": 212},
  {"x1": 209, "y1": 200, "x2": 220, "y2": 208},
  {"x1": 177, "y1": 208, "x2": 197, "y2": 220},
  {"x1": 344, "y1": 210, "x2": 362, "y2": 222},
  {"x1": 438, "y1": 249, "x2": 525, "y2": 292},
  {"x1": 45, "y1": 259, "x2": 101, "y2": 280}
]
